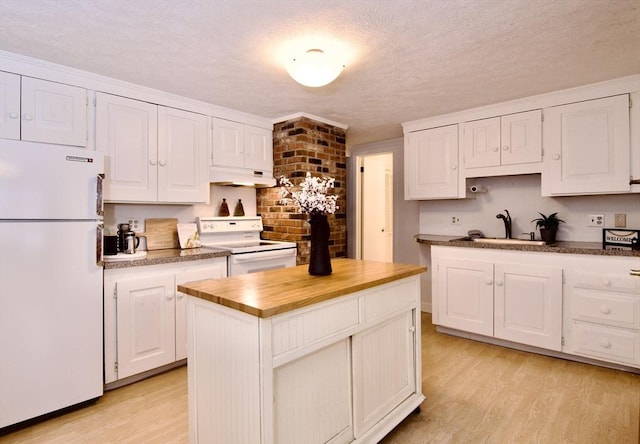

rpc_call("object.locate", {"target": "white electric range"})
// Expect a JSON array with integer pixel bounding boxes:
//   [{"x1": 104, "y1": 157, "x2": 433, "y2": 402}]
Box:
[{"x1": 197, "y1": 216, "x2": 297, "y2": 276}]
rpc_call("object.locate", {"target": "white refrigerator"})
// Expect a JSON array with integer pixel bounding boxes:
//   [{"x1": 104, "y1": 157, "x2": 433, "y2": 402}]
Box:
[{"x1": 0, "y1": 140, "x2": 104, "y2": 428}]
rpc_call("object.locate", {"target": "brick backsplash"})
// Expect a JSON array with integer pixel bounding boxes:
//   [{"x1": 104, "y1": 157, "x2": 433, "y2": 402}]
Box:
[{"x1": 257, "y1": 117, "x2": 347, "y2": 265}]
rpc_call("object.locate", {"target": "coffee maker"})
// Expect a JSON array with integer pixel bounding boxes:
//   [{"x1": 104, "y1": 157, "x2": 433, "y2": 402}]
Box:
[{"x1": 116, "y1": 223, "x2": 140, "y2": 254}]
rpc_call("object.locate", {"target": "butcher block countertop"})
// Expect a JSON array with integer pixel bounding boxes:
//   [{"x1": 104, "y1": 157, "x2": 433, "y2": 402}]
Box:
[{"x1": 177, "y1": 258, "x2": 427, "y2": 318}]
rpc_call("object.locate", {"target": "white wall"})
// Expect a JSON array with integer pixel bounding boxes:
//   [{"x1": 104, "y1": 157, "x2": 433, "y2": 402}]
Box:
[
  {"x1": 104, "y1": 185, "x2": 257, "y2": 245},
  {"x1": 418, "y1": 174, "x2": 640, "y2": 242}
]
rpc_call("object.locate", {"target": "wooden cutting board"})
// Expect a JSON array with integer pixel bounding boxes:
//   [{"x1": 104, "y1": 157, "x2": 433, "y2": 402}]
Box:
[{"x1": 138, "y1": 218, "x2": 180, "y2": 250}]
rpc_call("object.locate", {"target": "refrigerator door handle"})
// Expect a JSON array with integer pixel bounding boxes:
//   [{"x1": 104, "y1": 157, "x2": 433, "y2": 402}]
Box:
[
  {"x1": 97, "y1": 223, "x2": 104, "y2": 266},
  {"x1": 96, "y1": 173, "x2": 105, "y2": 217}
]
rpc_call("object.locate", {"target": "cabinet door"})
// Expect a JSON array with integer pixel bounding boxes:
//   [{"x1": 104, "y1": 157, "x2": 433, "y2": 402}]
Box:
[
  {"x1": 500, "y1": 110, "x2": 542, "y2": 165},
  {"x1": 244, "y1": 124, "x2": 273, "y2": 172},
  {"x1": 157, "y1": 107, "x2": 209, "y2": 203},
  {"x1": 494, "y1": 263, "x2": 563, "y2": 350},
  {"x1": 462, "y1": 117, "x2": 500, "y2": 168},
  {"x1": 211, "y1": 117, "x2": 244, "y2": 168},
  {"x1": 352, "y1": 311, "x2": 415, "y2": 437},
  {"x1": 175, "y1": 260, "x2": 227, "y2": 361},
  {"x1": 542, "y1": 95, "x2": 630, "y2": 195},
  {"x1": 274, "y1": 339, "x2": 353, "y2": 444},
  {"x1": 0, "y1": 71, "x2": 21, "y2": 140},
  {"x1": 116, "y1": 274, "x2": 176, "y2": 379},
  {"x1": 405, "y1": 125, "x2": 459, "y2": 199},
  {"x1": 96, "y1": 93, "x2": 158, "y2": 202},
  {"x1": 21, "y1": 77, "x2": 87, "y2": 146},
  {"x1": 436, "y1": 257, "x2": 494, "y2": 336}
]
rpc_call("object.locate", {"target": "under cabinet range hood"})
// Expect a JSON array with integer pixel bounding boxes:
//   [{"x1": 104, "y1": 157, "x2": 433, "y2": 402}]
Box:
[{"x1": 210, "y1": 165, "x2": 276, "y2": 187}]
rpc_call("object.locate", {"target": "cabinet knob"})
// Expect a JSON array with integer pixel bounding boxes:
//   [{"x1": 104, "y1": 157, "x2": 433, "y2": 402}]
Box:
[
  {"x1": 22, "y1": 113, "x2": 33, "y2": 121},
  {"x1": 9, "y1": 112, "x2": 18, "y2": 119},
  {"x1": 599, "y1": 305, "x2": 611, "y2": 314},
  {"x1": 491, "y1": 146, "x2": 499, "y2": 152},
  {"x1": 451, "y1": 165, "x2": 457, "y2": 170},
  {"x1": 599, "y1": 338, "x2": 611, "y2": 348},
  {"x1": 159, "y1": 160, "x2": 167, "y2": 167},
  {"x1": 502, "y1": 145, "x2": 509, "y2": 151},
  {"x1": 177, "y1": 292, "x2": 184, "y2": 300},
  {"x1": 552, "y1": 153, "x2": 561, "y2": 161},
  {"x1": 485, "y1": 279, "x2": 493, "y2": 285},
  {"x1": 408, "y1": 326, "x2": 416, "y2": 333},
  {"x1": 602, "y1": 279, "x2": 611, "y2": 286},
  {"x1": 495, "y1": 280, "x2": 504, "y2": 286},
  {"x1": 150, "y1": 159, "x2": 157, "y2": 166}
]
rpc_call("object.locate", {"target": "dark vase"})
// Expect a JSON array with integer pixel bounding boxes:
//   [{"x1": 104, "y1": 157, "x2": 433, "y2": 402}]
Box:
[
  {"x1": 308, "y1": 213, "x2": 332, "y2": 276},
  {"x1": 540, "y1": 228, "x2": 557, "y2": 243}
]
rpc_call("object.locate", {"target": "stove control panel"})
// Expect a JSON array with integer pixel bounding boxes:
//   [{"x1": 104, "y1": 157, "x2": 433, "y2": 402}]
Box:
[{"x1": 197, "y1": 216, "x2": 263, "y2": 234}]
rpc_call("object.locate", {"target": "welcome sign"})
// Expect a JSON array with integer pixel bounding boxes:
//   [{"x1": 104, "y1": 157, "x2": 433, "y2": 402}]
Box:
[{"x1": 603, "y1": 229, "x2": 640, "y2": 250}]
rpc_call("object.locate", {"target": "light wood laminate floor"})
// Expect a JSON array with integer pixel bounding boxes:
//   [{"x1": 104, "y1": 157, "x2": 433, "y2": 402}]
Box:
[{"x1": 2, "y1": 313, "x2": 638, "y2": 443}]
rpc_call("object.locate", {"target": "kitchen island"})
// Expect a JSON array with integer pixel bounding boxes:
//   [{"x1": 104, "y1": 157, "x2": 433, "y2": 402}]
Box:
[{"x1": 177, "y1": 258, "x2": 427, "y2": 444}]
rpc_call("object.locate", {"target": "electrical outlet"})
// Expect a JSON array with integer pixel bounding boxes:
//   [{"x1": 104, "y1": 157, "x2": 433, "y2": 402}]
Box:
[
  {"x1": 450, "y1": 216, "x2": 461, "y2": 225},
  {"x1": 588, "y1": 214, "x2": 604, "y2": 227},
  {"x1": 614, "y1": 213, "x2": 627, "y2": 228},
  {"x1": 126, "y1": 217, "x2": 142, "y2": 232}
]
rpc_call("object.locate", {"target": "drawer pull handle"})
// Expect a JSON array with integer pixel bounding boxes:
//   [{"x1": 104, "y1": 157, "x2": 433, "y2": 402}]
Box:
[
  {"x1": 599, "y1": 305, "x2": 611, "y2": 315},
  {"x1": 630, "y1": 269, "x2": 640, "y2": 277},
  {"x1": 599, "y1": 339, "x2": 611, "y2": 348}
]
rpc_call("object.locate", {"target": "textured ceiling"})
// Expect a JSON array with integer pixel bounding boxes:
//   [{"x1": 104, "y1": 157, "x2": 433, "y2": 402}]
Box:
[{"x1": 0, "y1": 0, "x2": 638, "y2": 146}]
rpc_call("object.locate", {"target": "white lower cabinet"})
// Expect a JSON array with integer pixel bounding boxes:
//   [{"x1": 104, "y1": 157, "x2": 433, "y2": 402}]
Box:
[
  {"x1": 188, "y1": 275, "x2": 423, "y2": 443},
  {"x1": 433, "y1": 247, "x2": 563, "y2": 351},
  {"x1": 564, "y1": 257, "x2": 640, "y2": 367},
  {"x1": 433, "y1": 246, "x2": 640, "y2": 370},
  {"x1": 104, "y1": 258, "x2": 227, "y2": 384}
]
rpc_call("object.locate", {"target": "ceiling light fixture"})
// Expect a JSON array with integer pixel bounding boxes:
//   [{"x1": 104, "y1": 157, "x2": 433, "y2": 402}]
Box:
[{"x1": 286, "y1": 49, "x2": 345, "y2": 87}]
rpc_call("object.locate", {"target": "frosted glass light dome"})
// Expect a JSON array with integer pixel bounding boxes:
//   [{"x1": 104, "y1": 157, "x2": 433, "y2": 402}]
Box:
[{"x1": 286, "y1": 49, "x2": 345, "y2": 87}]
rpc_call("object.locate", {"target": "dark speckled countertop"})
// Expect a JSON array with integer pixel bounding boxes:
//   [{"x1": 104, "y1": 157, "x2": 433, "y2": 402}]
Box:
[
  {"x1": 103, "y1": 247, "x2": 230, "y2": 269},
  {"x1": 415, "y1": 234, "x2": 640, "y2": 258}
]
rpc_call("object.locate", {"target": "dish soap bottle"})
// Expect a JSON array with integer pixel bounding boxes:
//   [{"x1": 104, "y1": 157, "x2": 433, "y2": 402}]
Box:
[
  {"x1": 234, "y1": 199, "x2": 245, "y2": 216},
  {"x1": 219, "y1": 198, "x2": 230, "y2": 217}
]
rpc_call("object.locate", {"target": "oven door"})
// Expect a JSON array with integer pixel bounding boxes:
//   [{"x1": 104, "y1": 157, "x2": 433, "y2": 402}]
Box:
[{"x1": 228, "y1": 248, "x2": 296, "y2": 276}]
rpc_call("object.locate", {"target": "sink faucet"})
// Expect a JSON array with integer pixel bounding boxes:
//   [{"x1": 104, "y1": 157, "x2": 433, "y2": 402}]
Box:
[{"x1": 496, "y1": 209, "x2": 512, "y2": 239}]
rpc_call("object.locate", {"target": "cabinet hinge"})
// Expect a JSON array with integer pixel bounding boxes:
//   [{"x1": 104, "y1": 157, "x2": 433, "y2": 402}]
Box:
[
  {"x1": 562, "y1": 274, "x2": 566, "y2": 284},
  {"x1": 114, "y1": 361, "x2": 119, "y2": 376},
  {"x1": 630, "y1": 98, "x2": 633, "y2": 109},
  {"x1": 561, "y1": 337, "x2": 565, "y2": 346},
  {"x1": 541, "y1": 113, "x2": 544, "y2": 122},
  {"x1": 360, "y1": 166, "x2": 364, "y2": 173},
  {"x1": 113, "y1": 286, "x2": 118, "y2": 299}
]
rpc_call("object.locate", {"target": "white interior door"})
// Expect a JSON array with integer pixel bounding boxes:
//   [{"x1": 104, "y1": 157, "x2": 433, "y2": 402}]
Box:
[{"x1": 361, "y1": 153, "x2": 393, "y2": 262}]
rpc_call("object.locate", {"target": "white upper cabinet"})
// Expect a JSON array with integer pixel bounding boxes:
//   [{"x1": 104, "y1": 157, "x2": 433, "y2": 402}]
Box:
[
  {"x1": 0, "y1": 74, "x2": 87, "y2": 146},
  {"x1": 542, "y1": 95, "x2": 630, "y2": 196},
  {"x1": 96, "y1": 93, "x2": 209, "y2": 203},
  {"x1": 96, "y1": 93, "x2": 158, "y2": 202},
  {"x1": 405, "y1": 124, "x2": 459, "y2": 200},
  {"x1": 0, "y1": 72, "x2": 20, "y2": 140},
  {"x1": 462, "y1": 110, "x2": 541, "y2": 170},
  {"x1": 212, "y1": 117, "x2": 273, "y2": 174},
  {"x1": 157, "y1": 107, "x2": 210, "y2": 203}
]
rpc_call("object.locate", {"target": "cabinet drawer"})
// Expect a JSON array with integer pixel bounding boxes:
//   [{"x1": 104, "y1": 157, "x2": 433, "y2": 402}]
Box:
[
  {"x1": 272, "y1": 297, "x2": 359, "y2": 357},
  {"x1": 362, "y1": 278, "x2": 418, "y2": 323},
  {"x1": 571, "y1": 321, "x2": 640, "y2": 367},
  {"x1": 572, "y1": 287, "x2": 640, "y2": 329}
]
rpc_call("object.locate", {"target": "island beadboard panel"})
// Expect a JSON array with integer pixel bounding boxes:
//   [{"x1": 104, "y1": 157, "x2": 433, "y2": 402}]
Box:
[
  {"x1": 177, "y1": 258, "x2": 427, "y2": 318},
  {"x1": 257, "y1": 116, "x2": 347, "y2": 265}
]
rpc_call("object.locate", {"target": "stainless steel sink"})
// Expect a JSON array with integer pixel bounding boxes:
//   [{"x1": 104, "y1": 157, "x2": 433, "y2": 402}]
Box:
[{"x1": 472, "y1": 238, "x2": 546, "y2": 246}]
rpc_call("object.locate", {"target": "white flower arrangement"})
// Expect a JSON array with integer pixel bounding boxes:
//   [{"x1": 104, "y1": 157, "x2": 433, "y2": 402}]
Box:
[{"x1": 279, "y1": 172, "x2": 338, "y2": 215}]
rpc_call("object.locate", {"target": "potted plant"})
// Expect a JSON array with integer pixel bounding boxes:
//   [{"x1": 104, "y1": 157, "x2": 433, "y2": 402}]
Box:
[{"x1": 531, "y1": 212, "x2": 565, "y2": 243}]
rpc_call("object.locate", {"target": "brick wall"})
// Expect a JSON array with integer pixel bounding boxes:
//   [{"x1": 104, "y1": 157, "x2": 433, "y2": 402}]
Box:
[{"x1": 257, "y1": 116, "x2": 347, "y2": 265}]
